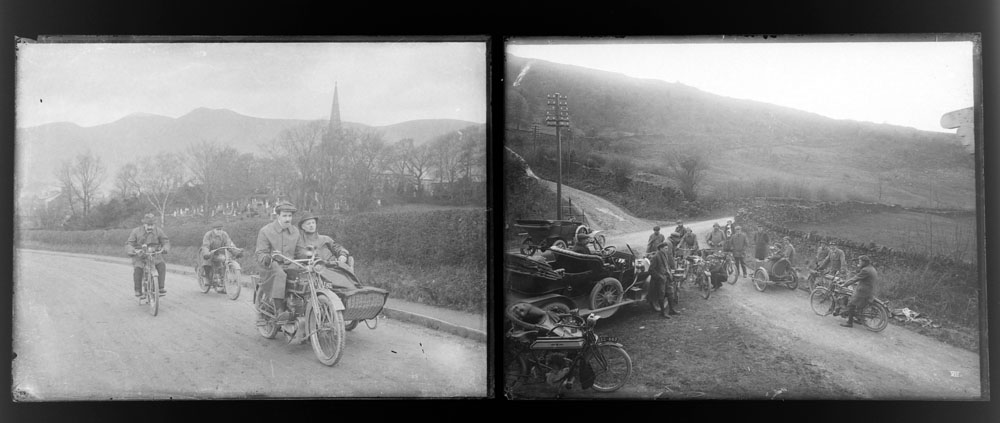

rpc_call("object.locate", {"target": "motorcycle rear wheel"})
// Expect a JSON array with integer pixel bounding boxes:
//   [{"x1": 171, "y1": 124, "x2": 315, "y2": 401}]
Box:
[
  {"x1": 225, "y1": 265, "x2": 241, "y2": 300},
  {"x1": 587, "y1": 343, "x2": 632, "y2": 393},
  {"x1": 861, "y1": 302, "x2": 889, "y2": 332},
  {"x1": 786, "y1": 272, "x2": 799, "y2": 290},
  {"x1": 309, "y1": 294, "x2": 346, "y2": 366},
  {"x1": 809, "y1": 287, "x2": 835, "y2": 316},
  {"x1": 726, "y1": 259, "x2": 738, "y2": 284},
  {"x1": 254, "y1": 287, "x2": 278, "y2": 339}
]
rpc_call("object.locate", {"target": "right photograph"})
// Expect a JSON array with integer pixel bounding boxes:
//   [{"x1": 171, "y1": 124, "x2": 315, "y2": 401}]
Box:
[{"x1": 502, "y1": 36, "x2": 984, "y2": 400}]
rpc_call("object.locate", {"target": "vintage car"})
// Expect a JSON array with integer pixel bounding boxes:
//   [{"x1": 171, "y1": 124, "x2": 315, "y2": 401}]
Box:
[{"x1": 504, "y1": 242, "x2": 643, "y2": 319}]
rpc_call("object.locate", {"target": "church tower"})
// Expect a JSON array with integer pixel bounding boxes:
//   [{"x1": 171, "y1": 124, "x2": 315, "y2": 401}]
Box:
[{"x1": 328, "y1": 81, "x2": 342, "y2": 135}]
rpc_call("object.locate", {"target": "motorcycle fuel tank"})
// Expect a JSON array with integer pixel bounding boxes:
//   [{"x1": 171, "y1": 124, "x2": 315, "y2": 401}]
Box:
[{"x1": 529, "y1": 336, "x2": 585, "y2": 350}]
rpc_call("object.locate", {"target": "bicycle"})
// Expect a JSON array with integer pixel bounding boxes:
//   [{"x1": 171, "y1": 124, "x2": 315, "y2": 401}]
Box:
[{"x1": 135, "y1": 244, "x2": 164, "y2": 316}]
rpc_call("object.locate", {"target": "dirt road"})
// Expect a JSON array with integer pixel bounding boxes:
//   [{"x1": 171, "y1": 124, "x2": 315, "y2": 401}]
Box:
[
  {"x1": 12, "y1": 249, "x2": 487, "y2": 400},
  {"x1": 516, "y1": 179, "x2": 982, "y2": 399}
]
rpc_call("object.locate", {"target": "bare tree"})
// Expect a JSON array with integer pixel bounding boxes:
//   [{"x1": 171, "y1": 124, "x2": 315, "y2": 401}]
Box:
[
  {"x1": 186, "y1": 140, "x2": 223, "y2": 213},
  {"x1": 405, "y1": 144, "x2": 435, "y2": 198},
  {"x1": 268, "y1": 121, "x2": 326, "y2": 211},
  {"x1": 71, "y1": 150, "x2": 106, "y2": 217},
  {"x1": 55, "y1": 160, "x2": 78, "y2": 216},
  {"x1": 114, "y1": 162, "x2": 141, "y2": 199},
  {"x1": 340, "y1": 128, "x2": 387, "y2": 212},
  {"x1": 664, "y1": 150, "x2": 709, "y2": 201},
  {"x1": 137, "y1": 152, "x2": 186, "y2": 226}
]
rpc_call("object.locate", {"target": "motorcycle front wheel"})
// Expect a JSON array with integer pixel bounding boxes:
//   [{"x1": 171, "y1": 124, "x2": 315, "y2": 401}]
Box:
[
  {"x1": 809, "y1": 287, "x2": 835, "y2": 316},
  {"x1": 587, "y1": 343, "x2": 632, "y2": 393},
  {"x1": 254, "y1": 287, "x2": 278, "y2": 339},
  {"x1": 861, "y1": 302, "x2": 889, "y2": 332},
  {"x1": 225, "y1": 265, "x2": 241, "y2": 300},
  {"x1": 146, "y1": 269, "x2": 159, "y2": 316},
  {"x1": 697, "y1": 274, "x2": 711, "y2": 300},
  {"x1": 309, "y1": 294, "x2": 347, "y2": 366}
]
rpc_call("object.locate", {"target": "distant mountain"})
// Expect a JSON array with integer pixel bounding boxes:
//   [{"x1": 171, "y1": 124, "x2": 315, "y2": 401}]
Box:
[
  {"x1": 505, "y1": 54, "x2": 975, "y2": 209},
  {"x1": 15, "y1": 108, "x2": 481, "y2": 196}
]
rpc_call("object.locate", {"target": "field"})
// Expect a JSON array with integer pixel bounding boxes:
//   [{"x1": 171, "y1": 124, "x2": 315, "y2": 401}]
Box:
[{"x1": 787, "y1": 211, "x2": 977, "y2": 264}]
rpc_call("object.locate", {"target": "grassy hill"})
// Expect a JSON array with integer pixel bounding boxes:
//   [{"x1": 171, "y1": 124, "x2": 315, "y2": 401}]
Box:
[{"x1": 505, "y1": 55, "x2": 975, "y2": 210}]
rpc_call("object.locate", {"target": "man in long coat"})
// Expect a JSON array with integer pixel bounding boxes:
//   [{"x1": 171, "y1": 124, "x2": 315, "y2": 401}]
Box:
[
  {"x1": 648, "y1": 241, "x2": 678, "y2": 317},
  {"x1": 753, "y1": 226, "x2": 770, "y2": 261},
  {"x1": 729, "y1": 225, "x2": 750, "y2": 278},
  {"x1": 646, "y1": 226, "x2": 665, "y2": 255},
  {"x1": 255, "y1": 201, "x2": 306, "y2": 323},
  {"x1": 839, "y1": 255, "x2": 878, "y2": 328}
]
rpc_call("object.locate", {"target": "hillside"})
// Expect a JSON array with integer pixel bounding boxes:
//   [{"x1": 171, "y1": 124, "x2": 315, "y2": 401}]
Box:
[
  {"x1": 15, "y1": 108, "x2": 482, "y2": 196},
  {"x1": 505, "y1": 55, "x2": 976, "y2": 209}
]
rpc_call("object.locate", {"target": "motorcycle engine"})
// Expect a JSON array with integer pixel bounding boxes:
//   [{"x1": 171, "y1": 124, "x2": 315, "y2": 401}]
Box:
[{"x1": 287, "y1": 294, "x2": 305, "y2": 315}]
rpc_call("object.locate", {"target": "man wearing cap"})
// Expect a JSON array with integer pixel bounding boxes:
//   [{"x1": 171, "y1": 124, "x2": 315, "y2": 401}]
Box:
[
  {"x1": 297, "y1": 212, "x2": 352, "y2": 268},
  {"x1": 255, "y1": 201, "x2": 306, "y2": 323},
  {"x1": 646, "y1": 226, "x2": 665, "y2": 255},
  {"x1": 706, "y1": 223, "x2": 726, "y2": 251},
  {"x1": 125, "y1": 213, "x2": 171, "y2": 297},
  {"x1": 572, "y1": 232, "x2": 594, "y2": 255},
  {"x1": 837, "y1": 255, "x2": 878, "y2": 328},
  {"x1": 679, "y1": 227, "x2": 700, "y2": 256},
  {"x1": 815, "y1": 241, "x2": 830, "y2": 266},
  {"x1": 199, "y1": 221, "x2": 242, "y2": 286},
  {"x1": 729, "y1": 225, "x2": 750, "y2": 278},
  {"x1": 648, "y1": 241, "x2": 679, "y2": 317},
  {"x1": 817, "y1": 241, "x2": 846, "y2": 275}
]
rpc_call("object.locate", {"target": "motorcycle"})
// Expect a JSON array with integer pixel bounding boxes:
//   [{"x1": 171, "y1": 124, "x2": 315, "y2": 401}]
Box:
[
  {"x1": 253, "y1": 247, "x2": 348, "y2": 366},
  {"x1": 680, "y1": 254, "x2": 713, "y2": 300},
  {"x1": 504, "y1": 304, "x2": 632, "y2": 394},
  {"x1": 134, "y1": 244, "x2": 164, "y2": 316},
  {"x1": 196, "y1": 246, "x2": 243, "y2": 300},
  {"x1": 806, "y1": 267, "x2": 845, "y2": 292},
  {"x1": 809, "y1": 280, "x2": 890, "y2": 332}
]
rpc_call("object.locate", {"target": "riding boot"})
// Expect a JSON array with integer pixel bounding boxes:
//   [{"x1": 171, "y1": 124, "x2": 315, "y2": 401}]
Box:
[
  {"x1": 840, "y1": 306, "x2": 855, "y2": 327},
  {"x1": 273, "y1": 298, "x2": 292, "y2": 322}
]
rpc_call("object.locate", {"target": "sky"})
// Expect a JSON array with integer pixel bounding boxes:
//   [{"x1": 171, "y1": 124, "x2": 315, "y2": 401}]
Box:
[
  {"x1": 16, "y1": 40, "x2": 487, "y2": 128},
  {"x1": 507, "y1": 38, "x2": 975, "y2": 133}
]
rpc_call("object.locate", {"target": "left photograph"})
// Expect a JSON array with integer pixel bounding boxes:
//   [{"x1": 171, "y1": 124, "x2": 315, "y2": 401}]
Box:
[{"x1": 13, "y1": 39, "x2": 488, "y2": 399}]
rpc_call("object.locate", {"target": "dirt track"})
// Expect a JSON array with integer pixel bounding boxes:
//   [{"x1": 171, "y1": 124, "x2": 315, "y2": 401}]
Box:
[
  {"x1": 12, "y1": 249, "x2": 487, "y2": 400},
  {"x1": 517, "y1": 179, "x2": 982, "y2": 399}
]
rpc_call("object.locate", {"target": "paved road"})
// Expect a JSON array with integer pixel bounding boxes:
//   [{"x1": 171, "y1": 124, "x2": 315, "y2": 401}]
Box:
[{"x1": 12, "y1": 249, "x2": 487, "y2": 400}]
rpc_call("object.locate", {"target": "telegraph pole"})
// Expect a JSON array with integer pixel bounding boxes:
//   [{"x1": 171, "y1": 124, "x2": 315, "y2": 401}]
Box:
[{"x1": 546, "y1": 93, "x2": 570, "y2": 220}]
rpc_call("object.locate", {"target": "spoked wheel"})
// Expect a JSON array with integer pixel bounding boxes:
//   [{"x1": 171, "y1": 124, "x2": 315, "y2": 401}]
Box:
[
  {"x1": 587, "y1": 343, "x2": 632, "y2": 393},
  {"x1": 196, "y1": 267, "x2": 211, "y2": 293},
  {"x1": 860, "y1": 302, "x2": 889, "y2": 332},
  {"x1": 752, "y1": 268, "x2": 768, "y2": 292},
  {"x1": 520, "y1": 238, "x2": 536, "y2": 256},
  {"x1": 146, "y1": 270, "x2": 159, "y2": 316},
  {"x1": 786, "y1": 272, "x2": 799, "y2": 290},
  {"x1": 807, "y1": 273, "x2": 818, "y2": 292},
  {"x1": 726, "y1": 259, "x2": 738, "y2": 284},
  {"x1": 224, "y1": 265, "x2": 242, "y2": 300},
  {"x1": 589, "y1": 278, "x2": 623, "y2": 318},
  {"x1": 551, "y1": 239, "x2": 568, "y2": 250},
  {"x1": 809, "y1": 287, "x2": 835, "y2": 316},
  {"x1": 697, "y1": 274, "x2": 711, "y2": 300},
  {"x1": 254, "y1": 287, "x2": 278, "y2": 339},
  {"x1": 308, "y1": 294, "x2": 346, "y2": 366}
]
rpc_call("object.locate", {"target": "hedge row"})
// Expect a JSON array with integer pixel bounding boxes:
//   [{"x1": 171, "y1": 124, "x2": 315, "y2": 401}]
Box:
[{"x1": 20, "y1": 209, "x2": 487, "y2": 268}]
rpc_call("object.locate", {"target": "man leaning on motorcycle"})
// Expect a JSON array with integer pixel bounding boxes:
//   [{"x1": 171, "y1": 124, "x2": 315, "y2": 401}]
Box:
[
  {"x1": 255, "y1": 201, "x2": 307, "y2": 324},
  {"x1": 125, "y1": 213, "x2": 170, "y2": 297}
]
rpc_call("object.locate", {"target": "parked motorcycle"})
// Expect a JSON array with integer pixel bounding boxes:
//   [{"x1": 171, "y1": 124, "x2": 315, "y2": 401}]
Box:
[
  {"x1": 680, "y1": 254, "x2": 712, "y2": 300},
  {"x1": 253, "y1": 247, "x2": 347, "y2": 366},
  {"x1": 134, "y1": 244, "x2": 164, "y2": 316},
  {"x1": 196, "y1": 246, "x2": 243, "y2": 300},
  {"x1": 504, "y1": 304, "x2": 632, "y2": 394},
  {"x1": 809, "y1": 280, "x2": 890, "y2": 332}
]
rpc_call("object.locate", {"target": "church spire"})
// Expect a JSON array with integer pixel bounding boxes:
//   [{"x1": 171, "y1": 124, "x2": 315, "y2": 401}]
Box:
[{"x1": 329, "y1": 81, "x2": 342, "y2": 134}]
